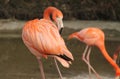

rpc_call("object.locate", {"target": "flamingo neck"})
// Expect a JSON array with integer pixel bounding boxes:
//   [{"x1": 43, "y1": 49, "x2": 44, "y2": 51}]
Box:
[
  {"x1": 43, "y1": 7, "x2": 55, "y2": 20},
  {"x1": 98, "y1": 43, "x2": 119, "y2": 71}
]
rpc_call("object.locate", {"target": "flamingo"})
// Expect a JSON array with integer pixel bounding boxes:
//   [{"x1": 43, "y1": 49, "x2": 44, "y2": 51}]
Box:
[
  {"x1": 113, "y1": 46, "x2": 120, "y2": 65},
  {"x1": 113, "y1": 46, "x2": 120, "y2": 79},
  {"x1": 22, "y1": 6, "x2": 74, "y2": 79},
  {"x1": 68, "y1": 27, "x2": 120, "y2": 79}
]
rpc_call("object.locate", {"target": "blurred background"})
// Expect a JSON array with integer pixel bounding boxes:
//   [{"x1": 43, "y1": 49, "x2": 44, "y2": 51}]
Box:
[
  {"x1": 0, "y1": 0, "x2": 120, "y2": 79},
  {"x1": 0, "y1": 0, "x2": 120, "y2": 21}
]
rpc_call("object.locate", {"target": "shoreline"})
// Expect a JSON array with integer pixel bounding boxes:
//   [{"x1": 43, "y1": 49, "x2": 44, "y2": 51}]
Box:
[
  {"x1": 0, "y1": 19, "x2": 120, "y2": 30},
  {"x1": 0, "y1": 19, "x2": 120, "y2": 41}
]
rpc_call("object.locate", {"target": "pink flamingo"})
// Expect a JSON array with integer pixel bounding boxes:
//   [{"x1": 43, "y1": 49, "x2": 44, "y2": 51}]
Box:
[
  {"x1": 68, "y1": 27, "x2": 120, "y2": 79},
  {"x1": 113, "y1": 46, "x2": 120, "y2": 64},
  {"x1": 22, "y1": 6, "x2": 74, "y2": 79}
]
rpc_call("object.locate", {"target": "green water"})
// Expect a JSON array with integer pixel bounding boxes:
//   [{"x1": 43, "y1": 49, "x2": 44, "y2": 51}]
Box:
[{"x1": 0, "y1": 37, "x2": 120, "y2": 79}]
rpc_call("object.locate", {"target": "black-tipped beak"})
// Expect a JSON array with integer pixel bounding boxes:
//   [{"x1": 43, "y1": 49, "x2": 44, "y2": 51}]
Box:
[{"x1": 59, "y1": 28, "x2": 63, "y2": 34}]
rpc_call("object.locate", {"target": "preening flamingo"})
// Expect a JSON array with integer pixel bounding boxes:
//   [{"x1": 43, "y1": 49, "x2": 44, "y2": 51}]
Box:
[
  {"x1": 22, "y1": 6, "x2": 73, "y2": 79},
  {"x1": 68, "y1": 27, "x2": 120, "y2": 79}
]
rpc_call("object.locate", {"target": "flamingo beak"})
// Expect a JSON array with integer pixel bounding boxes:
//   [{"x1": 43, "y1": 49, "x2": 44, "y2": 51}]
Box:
[{"x1": 56, "y1": 17, "x2": 64, "y2": 34}]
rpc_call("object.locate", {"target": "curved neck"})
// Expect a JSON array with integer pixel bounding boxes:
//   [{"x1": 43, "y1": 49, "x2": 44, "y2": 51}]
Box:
[
  {"x1": 98, "y1": 43, "x2": 119, "y2": 71},
  {"x1": 43, "y1": 7, "x2": 55, "y2": 20}
]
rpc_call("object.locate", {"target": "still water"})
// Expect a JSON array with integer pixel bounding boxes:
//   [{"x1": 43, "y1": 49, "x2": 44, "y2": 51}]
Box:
[{"x1": 0, "y1": 37, "x2": 120, "y2": 79}]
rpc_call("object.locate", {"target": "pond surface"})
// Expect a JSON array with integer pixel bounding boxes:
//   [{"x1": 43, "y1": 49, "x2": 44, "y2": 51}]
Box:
[
  {"x1": 0, "y1": 19, "x2": 120, "y2": 79},
  {"x1": 0, "y1": 37, "x2": 120, "y2": 79}
]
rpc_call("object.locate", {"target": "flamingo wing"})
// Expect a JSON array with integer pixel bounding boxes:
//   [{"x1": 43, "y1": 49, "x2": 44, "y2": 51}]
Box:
[{"x1": 22, "y1": 19, "x2": 73, "y2": 67}]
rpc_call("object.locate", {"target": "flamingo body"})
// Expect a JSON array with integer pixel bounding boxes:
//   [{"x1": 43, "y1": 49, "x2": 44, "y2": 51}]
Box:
[
  {"x1": 22, "y1": 19, "x2": 73, "y2": 68},
  {"x1": 69, "y1": 28, "x2": 104, "y2": 46},
  {"x1": 22, "y1": 6, "x2": 73, "y2": 79},
  {"x1": 69, "y1": 27, "x2": 120, "y2": 78}
]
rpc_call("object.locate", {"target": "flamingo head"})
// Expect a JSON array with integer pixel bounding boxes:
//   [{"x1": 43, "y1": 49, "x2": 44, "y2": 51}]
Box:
[
  {"x1": 52, "y1": 10, "x2": 63, "y2": 34},
  {"x1": 68, "y1": 32, "x2": 81, "y2": 40},
  {"x1": 43, "y1": 6, "x2": 64, "y2": 34}
]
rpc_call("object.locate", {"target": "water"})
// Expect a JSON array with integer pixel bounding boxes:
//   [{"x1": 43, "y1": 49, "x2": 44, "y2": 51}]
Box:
[
  {"x1": 0, "y1": 37, "x2": 120, "y2": 79},
  {"x1": 0, "y1": 19, "x2": 120, "y2": 79}
]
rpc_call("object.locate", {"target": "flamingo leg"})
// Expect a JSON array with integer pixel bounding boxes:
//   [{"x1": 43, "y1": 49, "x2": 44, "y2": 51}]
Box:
[
  {"x1": 86, "y1": 47, "x2": 92, "y2": 79},
  {"x1": 54, "y1": 57, "x2": 63, "y2": 79},
  {"x1": 37, "y1": 58, "x2": 46, "y2": 79},
  {"x1": 82, "y1": 45, "x2": 102, "y2": 79}
]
